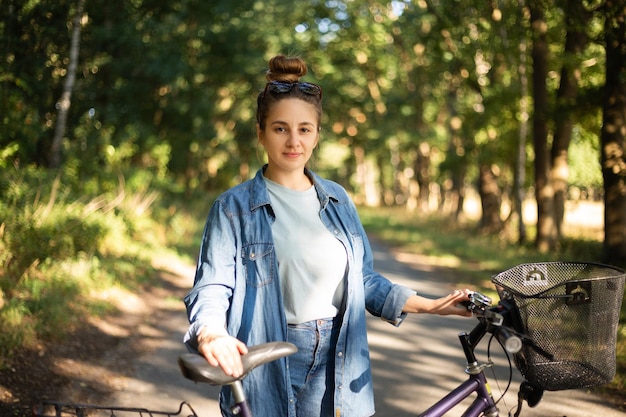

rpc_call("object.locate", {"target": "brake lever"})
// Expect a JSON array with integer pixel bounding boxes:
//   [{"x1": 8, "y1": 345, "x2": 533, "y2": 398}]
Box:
[{"x1": 461, "y1": 292, "x2": 493, "y2": 313}]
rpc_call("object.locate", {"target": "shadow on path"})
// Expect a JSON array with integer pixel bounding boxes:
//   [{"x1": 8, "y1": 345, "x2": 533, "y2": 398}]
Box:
[{"x1": 10, "y1": 237, "x2": 623, "y2": 417}]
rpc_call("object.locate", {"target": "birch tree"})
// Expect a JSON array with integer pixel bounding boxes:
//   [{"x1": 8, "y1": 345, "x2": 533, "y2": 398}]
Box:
[{"x1": 50, "y1": 0, "x2": 86, "y2": 169}]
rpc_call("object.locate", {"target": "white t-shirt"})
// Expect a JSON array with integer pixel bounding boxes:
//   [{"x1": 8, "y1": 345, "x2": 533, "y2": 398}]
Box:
[{"x1": 265, "y1": 178, "x2": 348, "y2": 324}]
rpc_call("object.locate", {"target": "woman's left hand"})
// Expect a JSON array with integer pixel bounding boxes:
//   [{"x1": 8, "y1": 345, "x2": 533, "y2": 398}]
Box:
[{"x1": 403, "y1": 289, "x2": 473, "y2": 317}]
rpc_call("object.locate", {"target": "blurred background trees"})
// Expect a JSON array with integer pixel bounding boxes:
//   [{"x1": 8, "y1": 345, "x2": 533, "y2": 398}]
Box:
[
  {"x1": 2, "y1": 1, "x2": 626, "y2": 385},
  {"x1": 1, "y1": 0, "x2": 623, "y2": 260}
]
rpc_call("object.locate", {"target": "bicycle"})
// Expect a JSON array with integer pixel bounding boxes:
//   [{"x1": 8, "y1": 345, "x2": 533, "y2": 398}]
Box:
[
  {"x1": 415, "y1": 261, "x2": 625, "y2": 417},
  {"x1": 34, "y1": 261, "x2": 625, "y2": 417}
]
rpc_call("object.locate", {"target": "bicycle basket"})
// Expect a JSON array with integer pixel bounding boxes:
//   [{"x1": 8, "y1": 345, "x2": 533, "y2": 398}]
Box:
[{"x1": 492, "y1": 262, "x2": 625, "y2": 391}]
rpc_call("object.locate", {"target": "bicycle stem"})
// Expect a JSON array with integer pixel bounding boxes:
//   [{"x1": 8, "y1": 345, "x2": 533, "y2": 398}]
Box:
[{"x1": 459, "y1": 319, "x2": 489, "y2": 364}]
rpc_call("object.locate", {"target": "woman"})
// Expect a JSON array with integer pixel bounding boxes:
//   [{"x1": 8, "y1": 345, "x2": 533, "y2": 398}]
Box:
[{"x1": 184, "y1": 55, "x2": 472, "y2": 417}]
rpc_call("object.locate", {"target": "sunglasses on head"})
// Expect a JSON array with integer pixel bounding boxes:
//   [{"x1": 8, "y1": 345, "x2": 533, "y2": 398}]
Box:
[{"x1": 264, "y1": 81, "x2": 322, "y2": 99}]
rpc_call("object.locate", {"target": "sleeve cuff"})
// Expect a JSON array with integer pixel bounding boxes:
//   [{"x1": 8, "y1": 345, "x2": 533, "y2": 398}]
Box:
[{"x1": 380, "y1": 285, "x2": 416, "y2": 327}]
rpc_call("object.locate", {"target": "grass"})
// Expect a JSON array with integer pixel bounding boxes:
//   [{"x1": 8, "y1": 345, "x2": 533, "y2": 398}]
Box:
[
  {"x1": 0, "y1": 168, "x2": 206, "y2": 366},
  {"x1": 359, "y1": 206, "x2": 579, "y2": 288},
  {"x1": 358, "y1": 205, "x2": 625, "y2": 406}
]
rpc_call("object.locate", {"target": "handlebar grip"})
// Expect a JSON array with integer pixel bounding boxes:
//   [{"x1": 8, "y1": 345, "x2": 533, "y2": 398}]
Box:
[{"x1": 495, "y1": 326, "x2": 523, "y2": 354}]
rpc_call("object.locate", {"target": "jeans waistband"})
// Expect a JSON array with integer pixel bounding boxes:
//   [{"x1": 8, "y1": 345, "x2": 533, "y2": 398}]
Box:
[{"x1": 287, "y1": 317, "x2": 339, "y2": 330}]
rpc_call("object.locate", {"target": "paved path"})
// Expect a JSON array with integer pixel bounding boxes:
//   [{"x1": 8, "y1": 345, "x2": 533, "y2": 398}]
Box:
[{"x1": 101, "y1": 237, "x2": 625, "y2": 417}]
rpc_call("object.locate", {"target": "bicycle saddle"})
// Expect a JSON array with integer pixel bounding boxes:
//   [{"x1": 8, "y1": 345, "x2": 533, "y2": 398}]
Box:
[{"x1": 178, "y1": 341, "x2": 298, "y2": 386}]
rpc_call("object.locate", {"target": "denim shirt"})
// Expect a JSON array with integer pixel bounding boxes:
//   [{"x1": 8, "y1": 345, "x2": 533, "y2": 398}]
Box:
[{"x1": 184, "y1": 167, "x2": 415, "y2": 417}]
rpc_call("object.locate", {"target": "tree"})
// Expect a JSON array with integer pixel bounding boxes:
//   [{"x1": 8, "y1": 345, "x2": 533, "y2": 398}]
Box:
[
  {"x1": 514, "y1": 4, "x2": 530, "y2": 244},
  {"x1": 1, "y1": 1, "x2": 74, "y2": 167},
  {"x1": 478, "y1": 164, "x2": 503, "y2": 232},
  {"x1": 50, "y1": 0, "x2": 86, "y2": 169},
  {"x1": 601, "y1": 0, "x2": 626, "y2": 265},
  {"x1": 551, "y1": 0, "x2": 590, "y2": 239},
  {"x1": 529, "y1": 0, "x2": 557, "y2": 252},
  {"x1": 0, "y1": 0, "x2": 614, "y2": 244}
]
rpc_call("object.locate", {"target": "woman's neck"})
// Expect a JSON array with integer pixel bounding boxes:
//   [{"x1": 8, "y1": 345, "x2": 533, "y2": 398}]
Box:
[{"x1": 263, "y1": 167, "x2": 312, "y2": 191}]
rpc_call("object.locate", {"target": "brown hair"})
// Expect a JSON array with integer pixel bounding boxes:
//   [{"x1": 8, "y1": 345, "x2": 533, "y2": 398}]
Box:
[{"x1": 256, "y1": 55, "x2": 322, "y2": 130}]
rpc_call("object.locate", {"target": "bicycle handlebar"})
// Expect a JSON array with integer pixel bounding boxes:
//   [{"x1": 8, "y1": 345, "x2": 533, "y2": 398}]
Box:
[
  {"x1": 493, "y1": 325, "x2": 523, "y2": 354},
  {"x1": 464, "y1": 291, "x2": 523, "y2": 354}
]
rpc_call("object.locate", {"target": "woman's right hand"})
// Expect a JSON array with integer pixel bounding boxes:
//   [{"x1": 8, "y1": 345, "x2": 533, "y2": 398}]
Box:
[{"x1": 197, "y1": 328, "x2": 249, "y2": 378}]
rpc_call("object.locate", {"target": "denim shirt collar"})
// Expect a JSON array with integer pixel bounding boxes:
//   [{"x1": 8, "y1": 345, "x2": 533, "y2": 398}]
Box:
[{"x1": 249, "y1": 165, "x2": 339, "y2": 213}]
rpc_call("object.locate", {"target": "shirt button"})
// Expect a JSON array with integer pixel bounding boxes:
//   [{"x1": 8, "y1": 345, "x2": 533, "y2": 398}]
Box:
[
  {"x1": 250, "y1": 253, "x2": 255, "y2": 258},
  {"x1": 337, "y1": 351, "x2": 343, "y2": 357}
]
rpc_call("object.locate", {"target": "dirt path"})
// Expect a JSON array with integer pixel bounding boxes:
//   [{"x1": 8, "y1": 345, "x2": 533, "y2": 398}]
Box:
[
  {"x1": 86, "y1": 241, "x2": 626, "y2": 415},
  {"x1": 0, "y1": 253, "x2": 208, "y2": 416},
  {"x1": 4, "y1": 236, "x2": 624, "y2": 417}
]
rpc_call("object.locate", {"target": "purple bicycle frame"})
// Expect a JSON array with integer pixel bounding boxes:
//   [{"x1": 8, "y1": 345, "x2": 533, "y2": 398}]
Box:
[
  {"x1": 417, "y1": 326, "x2": 501, "y2": 417},
  {"x1": 418, "y1": 371, "x2": 499, "y2": 417}
]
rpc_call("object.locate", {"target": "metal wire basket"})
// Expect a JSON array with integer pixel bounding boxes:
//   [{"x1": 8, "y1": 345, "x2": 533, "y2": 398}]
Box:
[
  {"x1": 32, "y1": 400, "x2": 198, "y2": 417},
  {"x1": 492, "y1": 262, "x2": 625, "y2": 391}
]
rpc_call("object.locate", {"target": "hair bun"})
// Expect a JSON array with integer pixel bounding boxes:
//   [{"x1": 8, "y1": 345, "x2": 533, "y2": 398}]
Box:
[{"x1": 266, "y1": 55, "x2": 308, "y2": 83}]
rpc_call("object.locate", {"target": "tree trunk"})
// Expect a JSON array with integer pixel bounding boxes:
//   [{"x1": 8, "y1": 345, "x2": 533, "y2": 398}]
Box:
[
  {"x1": 478, "y1": 164, "x2": 503, "y2": 233},
  {"x1": 451, "y1": 160, "x2": 466, "y2": 221},
  {"x1": 529, "y1": 0, "x2": 557, "y2": 252},
  {"x1": 414, "y1": 142, "x2": 431, "y2": 212},
  {"x1": 444, "y1": 87, "x2": 467, "y2": 220},
  {"x1": 515, "y1": 22, "x2": 529, "y2": 245},
  {"x1": 551, "y1": 0, "x2": 589, "y2": 239},
  {"x1": 50, "y1": 0, "x2": 86, "y2": 169},
  {"x1": 601, "y1": 0, "x2": 626, "y2": 265},
  {"x1": 354, "y1": 146, "x2": 369, "y2": 205},
  {"x1": 376, "y1": 153, "x2": 388, "y2": 205},
  {"x1": 388, "y1": 140, "x2": 404, "y2": 206}
]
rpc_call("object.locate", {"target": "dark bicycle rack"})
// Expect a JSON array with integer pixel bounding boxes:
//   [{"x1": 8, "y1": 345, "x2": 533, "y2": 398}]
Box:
[{"x1": 32, "y1": 400, "x2": 198, "y2": 417}]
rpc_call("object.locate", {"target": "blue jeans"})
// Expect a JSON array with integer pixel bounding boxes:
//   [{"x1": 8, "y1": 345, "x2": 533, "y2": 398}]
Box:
[{"x1": 287, "y1": 318, "x2": 340, "y2": 417}]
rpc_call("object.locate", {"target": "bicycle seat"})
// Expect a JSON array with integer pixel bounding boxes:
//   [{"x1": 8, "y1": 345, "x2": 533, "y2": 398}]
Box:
[{"x1": 178, "y1": 341, "x2": 298, "y2": 386}]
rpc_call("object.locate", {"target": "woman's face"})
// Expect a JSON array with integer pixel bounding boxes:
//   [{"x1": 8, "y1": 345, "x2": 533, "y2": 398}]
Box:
[{"x1": 258, "y1": 98, "x2": 319, "y2": 178}]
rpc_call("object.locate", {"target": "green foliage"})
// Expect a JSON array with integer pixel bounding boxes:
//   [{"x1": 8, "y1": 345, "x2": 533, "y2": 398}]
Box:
[
  {"x1": 2, "y1": 210, "x2": 107, "y2": 280},
  {"x1": 22, "y1": 267, "x2": 84, "y2": 338},
  {"x1": 0, "y1": 298, "x2": 37, "y2": 359},
  {"x1": 0, "y1": 164, "x2": 194, "y2": 364},
  {"x1": 358, "y1": 205, "x2": 561, "y2": 284},
  {"x1": 1, "y1": 0, "x2": 613, "y2": 203},
  {"x1": 568, "y1": 128, "x2": 603, "y2": 194},
  {"x1": 0, "y1": 168, "x2": 105, "y2": 291}
]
